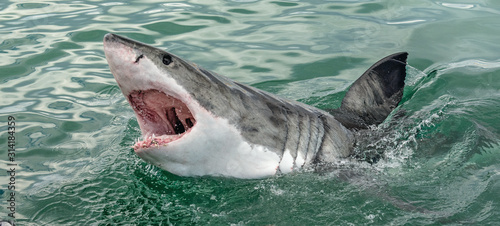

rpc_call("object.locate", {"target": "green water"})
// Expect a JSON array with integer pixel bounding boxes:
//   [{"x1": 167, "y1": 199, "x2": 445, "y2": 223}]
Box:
[{"x1": 1, "y1": 0, "x2": 500, "y2": 225}]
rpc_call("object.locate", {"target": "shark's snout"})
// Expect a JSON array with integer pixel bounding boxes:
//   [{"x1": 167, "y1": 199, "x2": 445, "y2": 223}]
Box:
[{"x1": 103, "y1": 33, "x2": 116, "y2": 42}]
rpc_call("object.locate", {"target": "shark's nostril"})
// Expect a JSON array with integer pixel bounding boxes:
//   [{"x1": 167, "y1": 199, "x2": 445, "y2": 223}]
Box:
[{"x1": 135, "y1": 54, "x2": 144, "y2": 63}]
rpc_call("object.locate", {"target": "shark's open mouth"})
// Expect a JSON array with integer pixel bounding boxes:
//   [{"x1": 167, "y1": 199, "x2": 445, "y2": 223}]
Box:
[{"x1": 128, "y1": 89, "x2": 196, "y2": 150}]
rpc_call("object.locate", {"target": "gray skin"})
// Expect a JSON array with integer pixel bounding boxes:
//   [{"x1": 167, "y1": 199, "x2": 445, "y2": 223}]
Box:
[{"x1": 104, "y1": 33, "x2": 407, "y2": 171}]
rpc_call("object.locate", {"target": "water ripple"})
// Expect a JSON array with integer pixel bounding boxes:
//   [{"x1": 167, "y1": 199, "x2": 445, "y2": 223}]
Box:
[{"x1": 1, "y1": 0, "x2": 499, "y2": 224}]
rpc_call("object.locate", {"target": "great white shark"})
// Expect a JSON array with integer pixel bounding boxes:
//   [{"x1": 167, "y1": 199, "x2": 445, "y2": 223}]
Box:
[{"x1": 103, "y1": 33, "x2": 407, "y2": 179}]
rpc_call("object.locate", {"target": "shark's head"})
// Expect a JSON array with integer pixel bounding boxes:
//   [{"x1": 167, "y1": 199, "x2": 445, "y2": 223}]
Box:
[{"x1": 103, "y1": 33, "x2": 280, "y2": 178}]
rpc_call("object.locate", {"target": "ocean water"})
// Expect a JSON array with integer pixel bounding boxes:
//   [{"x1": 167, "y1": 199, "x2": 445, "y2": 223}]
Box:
[{"x1": 1, "y1": 0, "x2": 500, "y2": 225}]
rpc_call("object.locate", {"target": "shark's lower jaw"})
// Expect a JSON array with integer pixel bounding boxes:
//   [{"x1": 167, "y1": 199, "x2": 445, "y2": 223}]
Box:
[{"x1": 127, "y1": 89, "x2": 196, "y2": 151}]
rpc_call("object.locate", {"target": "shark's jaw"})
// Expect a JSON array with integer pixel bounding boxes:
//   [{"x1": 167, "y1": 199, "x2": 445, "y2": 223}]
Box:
[
  {"x1": 127, "y1": 89, "x2": 196, "y2": 150},
  {"x1": 103, "y1": 33, "x2": 281, "y2": 178}
]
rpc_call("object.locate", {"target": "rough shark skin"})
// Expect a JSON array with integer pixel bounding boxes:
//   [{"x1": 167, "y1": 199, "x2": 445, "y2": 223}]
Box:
[{"x1": 103, "y1": 33, "x2": 407, "y2": 178}]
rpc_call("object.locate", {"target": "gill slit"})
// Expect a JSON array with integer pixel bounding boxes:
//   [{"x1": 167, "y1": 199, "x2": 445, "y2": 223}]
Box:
[
  {"x1": 312, "y1": 114, "x2": 327, "y2": 164},
  {"x1": 277, "y1": 106, "x2": 290, "y2": 174}
]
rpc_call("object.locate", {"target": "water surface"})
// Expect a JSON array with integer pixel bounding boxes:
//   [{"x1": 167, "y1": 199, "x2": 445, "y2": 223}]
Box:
[{"x1": 1, "y1": 0, "x2": 499, "y2": 225}]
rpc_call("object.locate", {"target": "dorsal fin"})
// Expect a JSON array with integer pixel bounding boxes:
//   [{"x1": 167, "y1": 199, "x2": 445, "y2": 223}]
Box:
[{"x1": 329, "y1": 52, "x2": 407, "y2": 129}]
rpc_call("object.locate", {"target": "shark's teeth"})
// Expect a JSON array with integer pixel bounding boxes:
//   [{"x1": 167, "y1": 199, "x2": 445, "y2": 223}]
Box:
[{"x1": 133, "y1": 132, "x2": 187, "y2": 151}]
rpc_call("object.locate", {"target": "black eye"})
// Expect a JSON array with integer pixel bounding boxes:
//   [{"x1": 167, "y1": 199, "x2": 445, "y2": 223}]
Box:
[{"x1": 162, "y1": 54, "x2": 173, "y2": 65}]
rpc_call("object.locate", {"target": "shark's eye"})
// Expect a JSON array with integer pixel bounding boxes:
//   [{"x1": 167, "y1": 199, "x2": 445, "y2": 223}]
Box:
[{"x1": 162, "y1": 54, "x2": 173, "y2": 65}]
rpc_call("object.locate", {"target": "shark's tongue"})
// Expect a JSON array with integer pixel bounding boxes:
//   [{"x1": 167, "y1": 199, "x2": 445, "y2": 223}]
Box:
[{"x1": 127, "y1": 89, "x2": 196, "y2": 150}]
